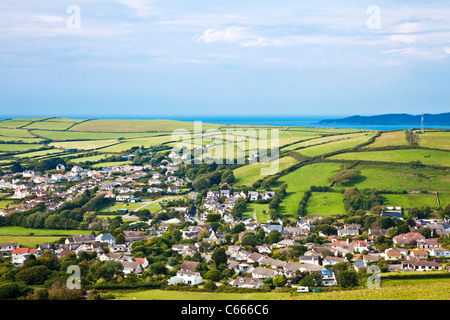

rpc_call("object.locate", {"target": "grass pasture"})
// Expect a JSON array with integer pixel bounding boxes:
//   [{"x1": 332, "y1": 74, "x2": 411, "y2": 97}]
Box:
[
  {"x1": 34, "y1": 130, "x2": 168, "y2": 141},
  {"x1": 49, "y1": 139, "x2": 120, "y2": 151},
  {"x1": 112, "y1": 278, "x2": 450, "y2": 300},
  {"x1": 382, "y1": 193, "x2": 438, "y2": 208},
  {"x1": 328, "y1": 149, "x2": 450, "y2": 167},
  {"x1": 438, "y1": 192, "x2": 450, "y2": 207},
  {"x1": 233, "y1": 156, "x2": 298, "y2": 186},
  {"x1": 70, "y1": 119, "x2": 222, "y2": 133},
  {"x1": 417, "y1": 131, "x2": 450, "y2": 150},
  {"x1": 23, "y1": 120, "x2": 78, "y2": 131},
  {"x1": 276, "y1": 162, "x2": 342, "y2": 217},
  {"x1": 365, "y1": 130, "x2": 408, "y2": 148},
  {"x1": 305, "y1": 192, "x2": 346, "y2": 216},
  {"x1": 0, "y1": 143, "x2": 43, "y2": 153},
  {"x1": 333, "y1": 164, "x2": 450, "y2": 192}
]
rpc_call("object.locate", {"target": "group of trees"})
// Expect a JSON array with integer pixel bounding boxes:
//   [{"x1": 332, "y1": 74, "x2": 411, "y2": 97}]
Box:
[{"x1": 343, "y1": 187, "x2": 384, "y2": 213}]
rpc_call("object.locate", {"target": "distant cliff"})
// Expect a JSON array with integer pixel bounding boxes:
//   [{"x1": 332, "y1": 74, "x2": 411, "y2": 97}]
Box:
[{"x1": 319, "y1": 113, "x2": 450, "y2": 126}]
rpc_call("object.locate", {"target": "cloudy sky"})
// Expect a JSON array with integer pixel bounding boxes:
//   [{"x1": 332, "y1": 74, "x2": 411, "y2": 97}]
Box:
[{"x1": 1, "y1": 0, "x2": 450, "y2": 118}]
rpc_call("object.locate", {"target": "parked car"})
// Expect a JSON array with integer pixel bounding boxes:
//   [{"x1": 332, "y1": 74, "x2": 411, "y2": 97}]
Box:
[{"x1": 312, "y1": 289, "x2": 322, "y2": 293}]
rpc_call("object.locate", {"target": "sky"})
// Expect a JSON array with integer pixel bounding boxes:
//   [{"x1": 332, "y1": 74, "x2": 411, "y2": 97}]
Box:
[{"x1": 0, "y1": 0, "x2": 450, "y2": 118}]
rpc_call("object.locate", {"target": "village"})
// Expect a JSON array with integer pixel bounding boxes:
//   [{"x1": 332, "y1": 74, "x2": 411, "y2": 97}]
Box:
[{"x1": 0, "y1": 153, "x2": 449, "y2": 294}]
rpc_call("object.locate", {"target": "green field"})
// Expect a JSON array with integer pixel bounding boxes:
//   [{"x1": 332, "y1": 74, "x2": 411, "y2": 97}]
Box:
[
  {"x1": 276, "y1": 162, "x2": 342, "y2": 217},
  {"x1": 243, "y1": 203, "x2": 270, "y2": 222},
  {"x1": 438, "y1": 192, "x2": 450, "y2": 207},
  {"x1": 333, "y1": 164, "x2": 450, "y2": 192},
  {"x1": 382, "y1": 193, "x2": 438, "y2": 208},
  {"x1": 298, "y1": 133, "x2": 376, "y2": 157},
  {"x1": 0, "y1": 226, "x2": 91, "y2": 236},
  {"x1": 365, "y1": 130, "x2": 408, "y2": 148},
  {"x1": 233, "y1": 156, "x2": 298, "y2": 186},
  {"x1": 328, "y1": 149, "x2": 450, "y2": 167},
  {"x1": 0, "y1": 143, "x2": 43, "y2": 152},
  {"x1": 33, "y1": 130, "x2": 168, "y2": 141},
  {"x1": 49, "y1": 139, "x2": 120, "y2": 151},
  {"x1": 23, "y1": 120, "x2": 78, "y2": 131},
  {"x1": 417, "y1": 131, "x2": 450, "y2": 150},
  {"x1": 112, "y1": 278, "x2": 450, "y2": 300},
  {"x1": 305, "y1": 192, "x2": 346, "y2": 216},
  {"x1": 70, "y1": 119, "x2": 222, "y2": 133},
  {"x1": 0, "y1": 128, "x2": 35, "y2": 138}
]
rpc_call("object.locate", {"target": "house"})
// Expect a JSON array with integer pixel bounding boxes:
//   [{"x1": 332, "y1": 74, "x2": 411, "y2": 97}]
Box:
[
  {"x1": 384, "y1": 251, "x2": 403, "y2": 261},
  {"x1": 12, "y1": 248, "x2": 37, "y2": 266},
  {"x1": 122, "y1": 261, "x2": 143, "y2": 275},
  {"x1": 401, "y1": 260, "x2": 442, "y2": 271},
  {"x1": 337, "y1": 228, "x2": 359, "y2": 237},
  {"x1": 251, "y1": 267, "x2": 278, "y2": 279},
  {"x1": 167, "y1": 186, "x2": 180, "y2": 193},
  {"x1": 56, "y1": 164, "x2": 66, "y2": 171},
  {"x1": 322, "y1": 256, "x2": 345, "y2": 266},
  {"x1": 299, "y1": 255, "x2": 320, "y2": 265},
  {"x1": 180, "y1": 260, "x2": 199, "y2": 272},
  {"x1": 247, "y1": 252, "x2": 264, "y2": 264},
  {"x1": 321, "y1": 269, "x2": 338, "y2": 286},
  {"x1": 0, "y1": 242, "x2": 20, "y2": 257},
  {"x1": 231, "y1": 277, "x2": 265, "y2": 289},
  {"x1": 393, "y1": 232, "x2": 425, "y2": 246},
  {"x1": 416, "y1": 238, "x2": 440, "y2": 250},
  {"x1": 95, "y1": 233, "x2": 116, "y2": 246},
  {"x1": 12, "y1": 187, "x2": 30, "y2": 199},
  {"x1": 409, "y1": 249, "x2": 428, "y2": 260},
  {"x1": 429, "y1": 248, "x2": 450, "y2": 258},
  {"x1": 168, "y1": 270, "x2": 203, "y2": 285}
]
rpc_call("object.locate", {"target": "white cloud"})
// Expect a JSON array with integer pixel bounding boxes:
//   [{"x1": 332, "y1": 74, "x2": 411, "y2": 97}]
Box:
[
  {"x1": 444, "y1": 47, "x2": 450, "y2": 54},
  {"x1": 390, "y1": 34, "x2": 419, "y2": 44}
]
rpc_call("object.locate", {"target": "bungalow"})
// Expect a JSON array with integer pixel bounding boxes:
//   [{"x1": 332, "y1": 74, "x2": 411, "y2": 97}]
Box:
[
  {"x1": 299, "y1": 255, "x2": 320, "y2": 265},
  {"x1": 337, "y1": 228, "x2": 359, "y2": 237},
  {"x1": 322, "y1": 256, "x2": 345, "y2": 266},
  {"x1": 416, "y1": 238, "x2": 440, "y2": 250},
  {"x1": 167, "y1": 186, "x2": 180, "y2": 193},
  {"x1": 384, "y1": 251, "x2": 403, "y2": 261},
  {"x1": 251, "y1": 267, "x2": 278, "y2": 279},
  {"x1": 401, "y1": 260, "x2": 442, "y2": 271},
  {"x1": 122, "y1": 261, "x2": 143, "y2": 275},
  {"x1": 231, "y1": 277, "x2": 264, "y2": 289}
]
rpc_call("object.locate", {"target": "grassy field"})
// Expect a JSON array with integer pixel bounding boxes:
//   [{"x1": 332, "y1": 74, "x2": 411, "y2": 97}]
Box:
[
  {"x1": 0, "y1": 143, "x2": 43, "y2": 153},
  {"x1": 333, "y1": 164, "x2": 450, "y2": 192},
  {"x1": 49, "y1": 139, "x2": 120, "y2": 151},
  {"x1": 275, "y1": 162, "x2": 342, "y2": 217},
  {"x1": 382, "y1": 193, "x2": 438, "y2": 208},
  {"x1": 0, "y1": 119, "x2": 36, "y2": 128},
  {"x1": 298, "y1": 133, "x2": 376, "y2": 157},
  {"x1": 34, "y1": 130, "x2": 168, "y2": 141},
  {"x1": 12, "y1": 148, "x2": 67, "y2": 159},
  {"x1": 365, "y1": 130, "x2": 408, "y2": 148},
  {"x1": 233, "y1": 156, "x2": 298, "y2": 186},
  {"x1": 0, "y1": 226, "x2": 91, "y2": 236},
  {"x1": 438, "y1": 192, "x2": 450, "y2": 207},
  {"x1": 0, "y1": 236, "x2": 65, "y2": 247},
  {"x1": 0, "y1": 128, "x2": 35, "y2": 138},
  {"x1": 305, "y1": 192, "x2": 346, "y2": 216},
  {"x1": 101, "y1": 200, "x2": 156, "y2": 213},
  {"x1": 243, "y1": 203, "x2": 270, "y2": 222},
  {"x1": 112, "y1": 278, "x2": 450, "y2": 300},
  {"x1": 23, "y1": 120, "x2": 78, "y2": 131},
  {"x1": 417, "y1": 131, "x2": 450, "y2": 150},
  {"x1": 328, "y1": 149, "x2": 450, "y2": 167},
  {"x1": 70, "y1": 119, "x2": 222, "y2": 132}
]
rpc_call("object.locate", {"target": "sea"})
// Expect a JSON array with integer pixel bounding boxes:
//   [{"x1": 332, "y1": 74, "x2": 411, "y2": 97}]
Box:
[{"x1": 2, "y1": 114, "x2": 450, "y2": 131}]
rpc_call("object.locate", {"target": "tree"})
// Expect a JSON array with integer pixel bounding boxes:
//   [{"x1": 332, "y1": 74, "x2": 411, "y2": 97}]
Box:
[
  {"x1": 300, "y1": 273, "x2": 322, "y2": 287},
  {"x1": 272, "y1": 275, "x2": 287, "y2": 287},
  {"x1": 241, "y1": 232, "x2": 258, "y2": 247},
  {"x1": 337, "y1": 270, "x2": 359, "y2": 288},
  {"x1": 149, "y1": 262, "x2": 167, "y2": 275},
  {"x1": 15, "y1": 265, "x2": 51, "y2": 285},
  {"x1": 333, "y1": 169, "x2": 361, "y2": 185},
  {"x1": 94, "y1": 260, "x2": 124, "y2": 282},
  {"x1": 204, "y1": 280, "x2": 217, "y2": 291},
  {"x1": 211, "y1": 248, "x2": 227, "y2": 270},
  {"x1": 204, "y1": 269, "x2": 222, "y2": 282}
]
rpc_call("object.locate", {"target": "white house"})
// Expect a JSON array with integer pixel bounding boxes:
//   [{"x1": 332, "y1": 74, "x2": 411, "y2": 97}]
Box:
[
  {"x1": 95, "y1": 233, "x2": 116, "y2": 246},
  {"x1": 231, "y1": 277, "x2": 264, "y2": 289},
  {"x1": 168, "y1": 270, "x2": 203, "y2": 285},
  {"x1": 11, "y1": 248, "x2": 37, "y2": 267}
]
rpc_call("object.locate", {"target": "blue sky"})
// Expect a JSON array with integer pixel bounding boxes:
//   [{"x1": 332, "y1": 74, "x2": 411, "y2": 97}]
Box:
[{"x1": 0, "y1": 0, "x2": 450, "y2": 118}]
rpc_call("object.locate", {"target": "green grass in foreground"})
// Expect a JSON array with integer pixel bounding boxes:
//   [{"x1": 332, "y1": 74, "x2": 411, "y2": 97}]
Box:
[
  {"x1": 111, "y1": 278, "x2": 450, "y2": 300},
  {"x1": 0, "y1": 226, "x2": 90, "y2": 236}
]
